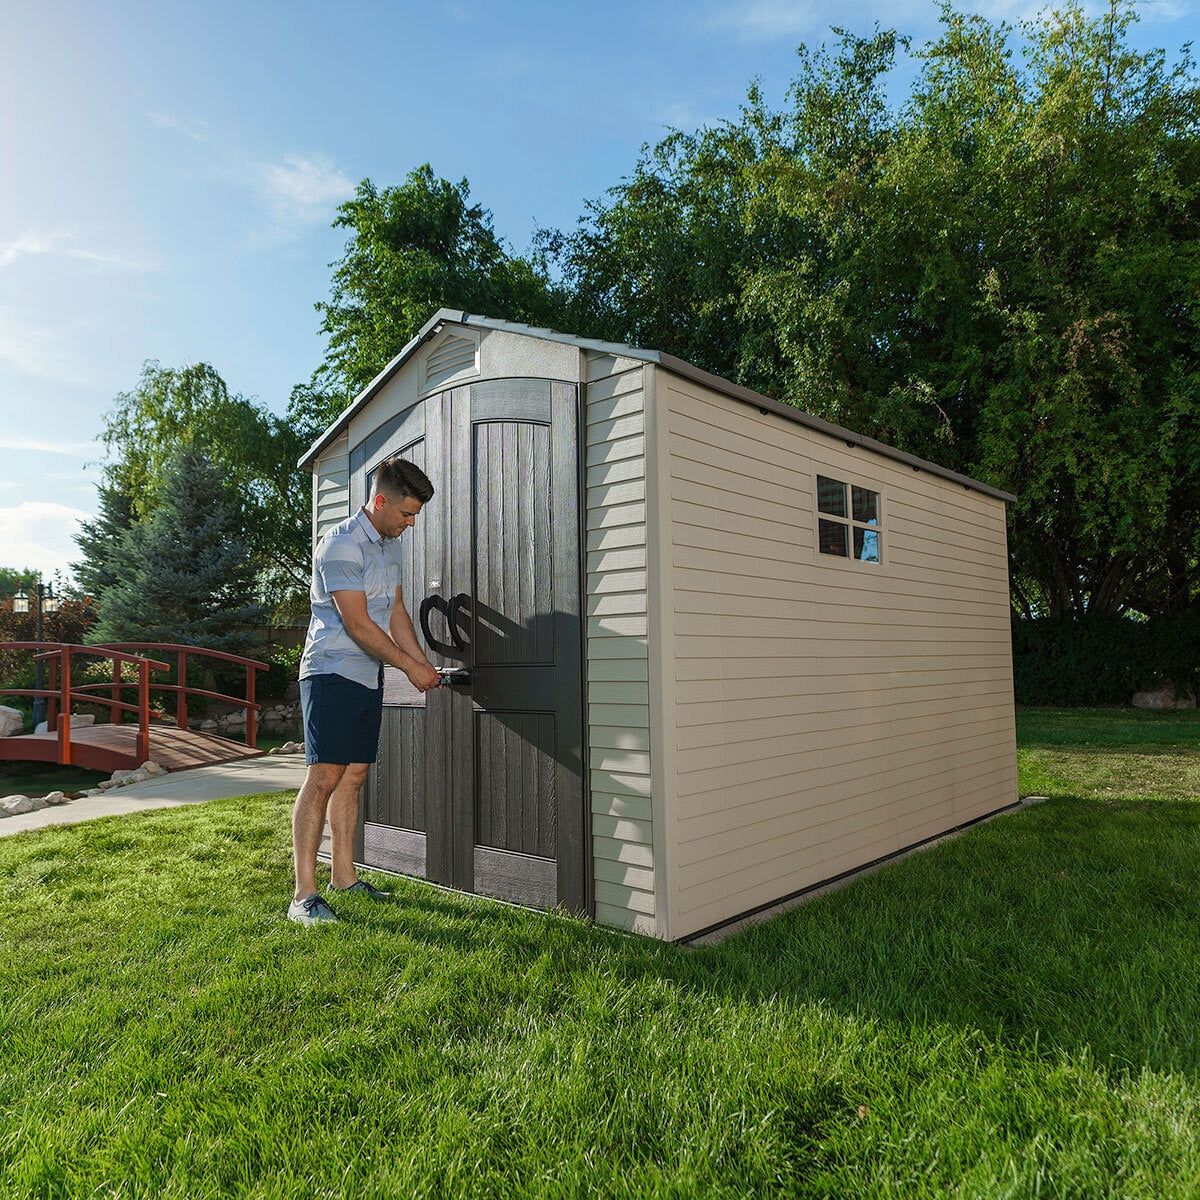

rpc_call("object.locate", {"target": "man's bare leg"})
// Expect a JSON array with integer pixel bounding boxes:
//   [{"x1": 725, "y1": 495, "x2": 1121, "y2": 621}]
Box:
[
  {"x1": 293, "y1": 762, "x2": 345, "y2": 901},
  {"x1": 328, "y1": 763, "x2": 370, "y2": 888}
]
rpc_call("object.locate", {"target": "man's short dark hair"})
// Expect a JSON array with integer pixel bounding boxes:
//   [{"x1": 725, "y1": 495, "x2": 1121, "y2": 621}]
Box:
[{"x1": 374, "y1": 456, "x2": 434, "y2": 504}]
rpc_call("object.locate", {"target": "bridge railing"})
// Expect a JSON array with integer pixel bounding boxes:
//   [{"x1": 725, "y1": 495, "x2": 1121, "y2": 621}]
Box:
[
  {"x1": 0, "y1": 643, "x2": 171, "y2": 765},
  {"x1": 0, "y1": 641, "x2": 270, "y2": 765},
  {"x1": 81, "y1": 642, "x2": 269, "y2": 749}
]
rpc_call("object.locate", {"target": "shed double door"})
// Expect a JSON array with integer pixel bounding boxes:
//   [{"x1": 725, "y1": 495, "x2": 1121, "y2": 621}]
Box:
[{"x1": 353, "y1": 379, "x2": 586, "y2": 914}]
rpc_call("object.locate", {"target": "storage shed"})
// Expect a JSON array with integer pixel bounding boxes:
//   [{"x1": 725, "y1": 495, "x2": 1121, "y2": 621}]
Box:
[{"x1": 300, "y1": 310, "x2": 1018, "y2": 941}]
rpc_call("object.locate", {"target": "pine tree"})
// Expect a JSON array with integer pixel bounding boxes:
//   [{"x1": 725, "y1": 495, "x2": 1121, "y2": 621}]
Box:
[
  {"x1": 91, "y1": 445, "x2": 265, "y2": 653},
  {"x1": 72, "y1": 478, "x2": 136, "y2": 599}
]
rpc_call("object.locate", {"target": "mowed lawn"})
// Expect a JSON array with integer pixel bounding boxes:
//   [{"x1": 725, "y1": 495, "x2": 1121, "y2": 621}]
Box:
[{"x1": 2, "y1": 710, "x2": 1198, "y2": 1198}]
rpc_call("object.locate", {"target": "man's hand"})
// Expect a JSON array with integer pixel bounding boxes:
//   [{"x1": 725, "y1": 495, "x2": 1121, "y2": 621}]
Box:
[{"x1": 405, "y1": 658, "x2": 441, "y2": 692}]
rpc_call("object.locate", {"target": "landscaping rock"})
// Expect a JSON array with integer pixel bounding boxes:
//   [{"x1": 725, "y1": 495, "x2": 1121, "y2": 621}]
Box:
[
  {"x1": 0, "y1": 795, "x2": 34, "y2": 815},
  {"x1": 42, "y1": 791, "x2": 69, "y2": 806},
  {"x1": 96, "y1": 779, "x2": 118, "y2": 791},
  {"x1": 0, "y1": 706, "x2": 24, "y2": 737},
  {"x1": 1132, "y1": 681, "x2": 1197, "y2": 710},
  {"x1": 138, "y1": 760, "x2": 167, "y2": 777},
  {"x1": 34, "y1": 713, "x2": 96, "y2": 734},
  {"x1": 109, "y1": 766, "x2": 154, "y2": 787},
  {"x1": 200, "y1": 719, "x2": 218, "y2": 731}
]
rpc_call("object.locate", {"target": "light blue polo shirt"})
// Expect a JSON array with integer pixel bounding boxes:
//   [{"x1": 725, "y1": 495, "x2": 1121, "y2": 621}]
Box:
[{"x1": 299, "y1": 507, "x2": 404, "y2": 688}]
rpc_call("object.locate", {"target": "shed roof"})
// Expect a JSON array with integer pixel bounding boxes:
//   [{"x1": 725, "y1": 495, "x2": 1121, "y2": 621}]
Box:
[{"x1": 298, "y1": 309, "x2": 1015, "y2": 504}]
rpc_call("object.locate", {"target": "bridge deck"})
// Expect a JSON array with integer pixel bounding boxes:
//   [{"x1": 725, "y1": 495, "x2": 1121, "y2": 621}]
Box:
[{"x1": 0, "y1": 724, "x2": 263, "y2": 774}]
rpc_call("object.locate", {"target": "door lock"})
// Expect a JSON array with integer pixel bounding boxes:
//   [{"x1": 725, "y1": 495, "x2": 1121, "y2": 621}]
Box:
[{"x1": 436, "y1": 667, "x2": 472, "y2": 689}]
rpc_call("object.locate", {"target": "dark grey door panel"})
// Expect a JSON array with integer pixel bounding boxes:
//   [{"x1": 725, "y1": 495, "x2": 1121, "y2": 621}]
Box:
[
  {"x1": 351, "y1": 379, "x2": 585, "y2": 915},
  {"x1": 449, "y1": 379, "x2": 586, "y2": 913}
]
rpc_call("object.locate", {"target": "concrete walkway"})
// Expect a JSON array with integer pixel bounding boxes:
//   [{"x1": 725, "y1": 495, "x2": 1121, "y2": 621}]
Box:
[{"x1": 0, "y1": 756, "x2": 307, "y2": 838}]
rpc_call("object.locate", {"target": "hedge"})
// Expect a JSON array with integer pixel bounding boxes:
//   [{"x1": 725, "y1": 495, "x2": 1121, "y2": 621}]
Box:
[{"x1": 1012, "y1": 613, "x2": 1200, "y2": 707}]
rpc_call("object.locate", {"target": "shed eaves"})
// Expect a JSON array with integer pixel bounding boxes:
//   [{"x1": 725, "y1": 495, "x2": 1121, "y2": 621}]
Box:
[{"x1": 297, "y1": 309, "x2": 1016, "y2": 504}]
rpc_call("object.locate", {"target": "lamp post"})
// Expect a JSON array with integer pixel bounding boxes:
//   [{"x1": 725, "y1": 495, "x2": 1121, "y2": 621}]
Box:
[{"x1": 13, "y1": 581, "x2": 60, "y2": 729}]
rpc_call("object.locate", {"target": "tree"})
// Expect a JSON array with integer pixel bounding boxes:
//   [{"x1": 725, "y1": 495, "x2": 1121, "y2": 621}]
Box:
[
  {"x1": 0, "y1": 568, "x2": 39, "y2": 600},
  {"x1": 310, "y1": 165, "x2": 565, "y2": 414},
  {"x1": 543, "y1": 3, "x2": 1200, "y2": 617},
  {"x1": 100, "y1": 360, "x2": 311, "y2": 603},
  {"x1": 72, "y1": 480, "x2": 136, "y2": 600},
  {"x1": 91, "y1": 444, "x2": 265, "y2": 653}
]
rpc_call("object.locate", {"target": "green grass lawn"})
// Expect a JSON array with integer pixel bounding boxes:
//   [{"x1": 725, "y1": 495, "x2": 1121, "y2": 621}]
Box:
[{"x1": 2, "y1": 709, "x2": 1198, "y2": 1197}]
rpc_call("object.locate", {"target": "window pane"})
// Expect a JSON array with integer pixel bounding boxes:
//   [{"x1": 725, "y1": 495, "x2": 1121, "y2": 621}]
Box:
[
  {"x1": 817, "y1": 475, "x2": 847, "y2": 517},
  {"x1": 819, "y1": 519, "x2": 849, "y2": 557},
  {"x1": 854, "y1": 527, "x2": 880, "y2": 563},
  {"x1": 852, "y1": 485, "x2": 879, "y2": 525}
]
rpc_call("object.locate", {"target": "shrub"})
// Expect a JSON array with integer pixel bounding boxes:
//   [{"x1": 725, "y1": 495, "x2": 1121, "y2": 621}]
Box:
[{"x1": 1012, "y1": 614, "x2": 1200, "y2": 706}]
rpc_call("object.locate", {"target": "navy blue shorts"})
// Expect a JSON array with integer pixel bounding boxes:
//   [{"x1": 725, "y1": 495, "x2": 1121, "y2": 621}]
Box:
[{"x1": 300, "y1": 671, "x2": 384, "y2": 765}]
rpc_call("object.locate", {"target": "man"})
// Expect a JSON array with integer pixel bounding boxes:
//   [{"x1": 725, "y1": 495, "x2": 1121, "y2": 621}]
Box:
[{"x1": 289, "y1": 455, "x2": 441, "y2": 925}]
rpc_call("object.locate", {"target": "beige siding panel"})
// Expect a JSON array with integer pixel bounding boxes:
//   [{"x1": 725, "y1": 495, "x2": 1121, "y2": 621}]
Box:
[
  {"x1": 583, "y1": 353, "x2": 658, "y2": 935},
  {"x1": 593, "y1": 793, "x2": 653, "y2": 821},
  {"x1": 657, "y1": 369, "x2": 1017, "y2": 940},
  {"x1": 312, "y1": 436, "x2": 350, "y2": 544},
  {"x1": 594, "y1": 903, "x2": 658, "y2": 936}
]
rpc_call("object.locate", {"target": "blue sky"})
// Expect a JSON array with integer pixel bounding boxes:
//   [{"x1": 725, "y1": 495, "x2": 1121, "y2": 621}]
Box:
[{"x1": 1, "y1": 0, "x2": 1195, "y2": 580}]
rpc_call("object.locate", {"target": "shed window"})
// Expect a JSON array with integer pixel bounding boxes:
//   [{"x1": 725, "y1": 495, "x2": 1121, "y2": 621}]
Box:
[{"x1": 816, "y1": 474, "x2": 882, "y2": 563}]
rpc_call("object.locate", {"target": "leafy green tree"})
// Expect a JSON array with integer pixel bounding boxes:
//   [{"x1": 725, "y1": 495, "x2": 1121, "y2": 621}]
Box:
[
  {"x1": 91, "y1": 444, "x2": 265, "y2": 653},
  {"x1": 310, "y1": 165, "x2": 565, "y2": 412},
  {"x1": 100, "y1": 361, "x2": 311, "y2": 603},
  {"x1": 0, "y1": 568, "x2": 39, "y2": 600},
  {"x1": 545, "y1": 3, "x2": 1199, "y2": 617}
]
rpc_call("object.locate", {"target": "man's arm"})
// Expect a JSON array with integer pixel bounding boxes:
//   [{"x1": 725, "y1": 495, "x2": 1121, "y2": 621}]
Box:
[
  {"x1": 389, "y1": 586, "x2": 428, "y2": 663},
  {"x1": 330, "y1": 589, "x2": 428, "y2": 680}
]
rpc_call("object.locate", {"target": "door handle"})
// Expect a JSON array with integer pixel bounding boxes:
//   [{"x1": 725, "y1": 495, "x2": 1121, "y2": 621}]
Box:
[
  {"x1": 446, "y1": 592, "x2": 471, "y2": 651},
  {"x1": 437, "y1": 667, "x2": 472, "y2": 688},
  {"x1": 418, "y1": 595, "x2": 458, "y2": 657}
]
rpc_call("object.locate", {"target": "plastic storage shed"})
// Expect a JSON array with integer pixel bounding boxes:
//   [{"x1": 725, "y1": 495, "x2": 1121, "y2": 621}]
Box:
[{"x1": 300, "y1": 310, "x2": 1018, "y2": 941}]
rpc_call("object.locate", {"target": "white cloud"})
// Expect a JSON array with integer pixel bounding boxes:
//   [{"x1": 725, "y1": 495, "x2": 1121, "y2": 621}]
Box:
[
  {"x1": 148, "y1": 110, "x2": 209, "y2": 141},
  {"x1": 0, "y1": 227, "x2": 158, "y2": 273},
  {"x1": 254, "y1": 154, "x2": 356, "y2": 240},
  {"x1": 0, "y1": 500, "x2": 92, "y2": 579},
  {"x1": 706, "y1": 0, "x2": 823, "y2": 40},
  {"x1": 658, "y1": 100, "x2": 720, "y2": 131},
  {"x1": 0, "y1": 309, "x2": 95, "y2": 385},
  {"x1": 0, "y1": 437, "x2": 98, "y2": 458}
]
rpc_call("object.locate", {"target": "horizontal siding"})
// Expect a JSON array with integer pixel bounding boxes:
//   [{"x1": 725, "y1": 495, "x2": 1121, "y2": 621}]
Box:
[
  {"x1": 312, "y1": 438, "x2": 350, "y2": 545},
  {"x1": 661, "y1": 371, "x2": 1017, "y2": 939},
  {"x1": 584, "y1": 354, "x2": 657, "y2": 935}
]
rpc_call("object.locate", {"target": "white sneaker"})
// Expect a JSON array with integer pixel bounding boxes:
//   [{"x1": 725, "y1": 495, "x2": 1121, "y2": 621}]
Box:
[{"x1": 288, "y1": 893, "x2": 339, "y2": 925}]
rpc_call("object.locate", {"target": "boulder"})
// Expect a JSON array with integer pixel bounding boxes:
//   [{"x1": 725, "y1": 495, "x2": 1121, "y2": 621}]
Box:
[
  {"x1": 96, "y1": 779, "x2": 118, "y2": 791},
  {"x1": 42, "y1": 791, "x2": 69, "y2": 806},
  {"x1": 0, "y1": 795, "x2": 34, "y2": 815},
  {"x1": 1132, "y1": 681, "x2": 1197, "y2": 711},
  {"x1": 138, "y1": 760, "x2": 167, "y2": 777},
  {"x1": 0, "y1": 706, "x2": 24, "y2": 737},
  {"x1": 110, "y1": 767, "x2": 152, "y2": 787},
  {"x1": 35, "y1": 713, "x2": 97, "y2": 734},
  {"x1": 199, "y1": 719, "x2": 218, "y2": 731}
]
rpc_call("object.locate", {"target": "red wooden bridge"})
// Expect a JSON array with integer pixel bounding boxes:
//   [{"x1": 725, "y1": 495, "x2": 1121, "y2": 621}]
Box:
[{"x1": 0, "y1": 642, "x2": 269, "y2": 774}]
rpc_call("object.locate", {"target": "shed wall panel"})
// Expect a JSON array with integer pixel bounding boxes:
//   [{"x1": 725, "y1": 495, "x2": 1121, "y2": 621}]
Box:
[
  {"x1": 656, "y1": 369, "x2": 1017, "y2": 939},
  {"x1": 312, "y1": 436, "x2": 350, "y2": 544},
  {"x1": 583, "y1": 356, "x2": 660, "y2": 934}
]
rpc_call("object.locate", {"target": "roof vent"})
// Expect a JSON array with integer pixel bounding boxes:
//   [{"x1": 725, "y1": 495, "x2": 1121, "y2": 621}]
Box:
[{"x1": 422, "y1": 329, "x2": 478, "y2": 391}]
